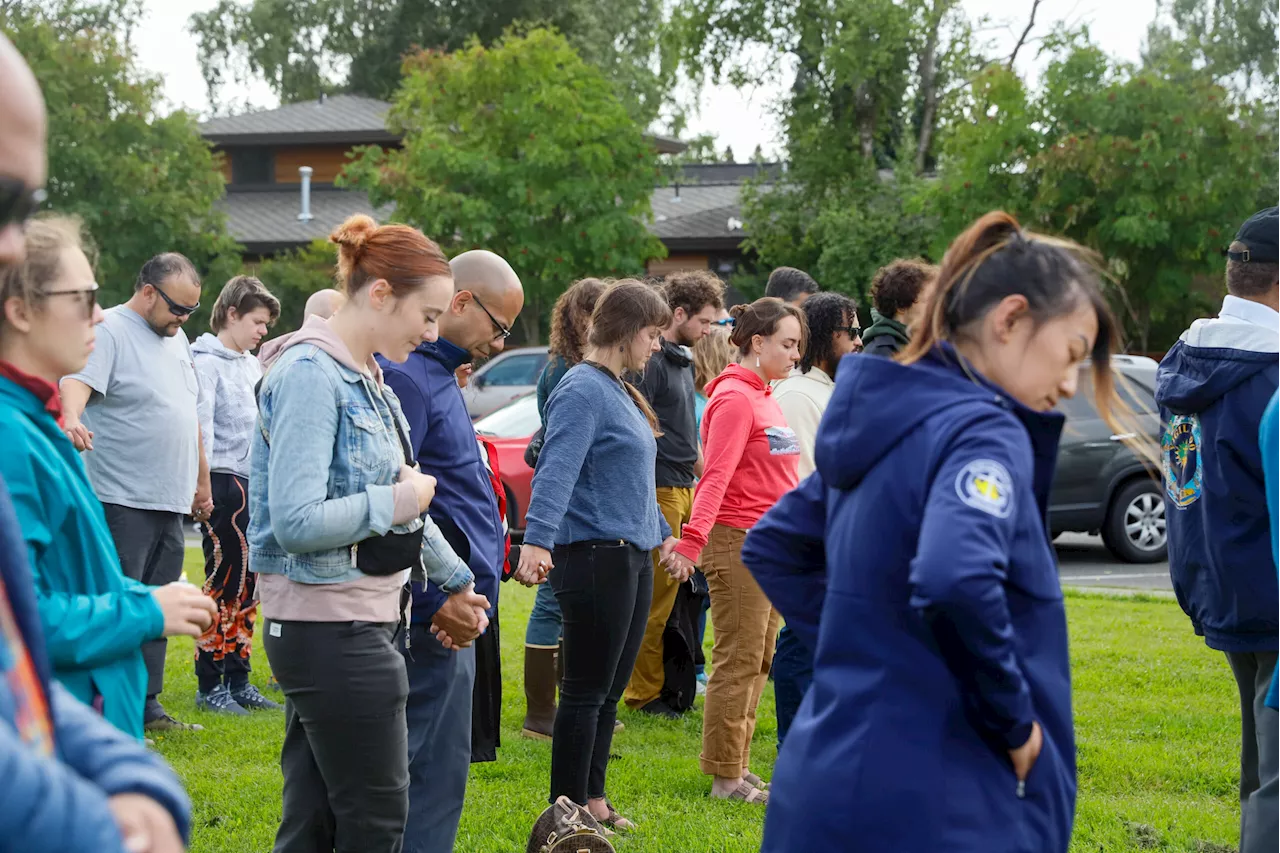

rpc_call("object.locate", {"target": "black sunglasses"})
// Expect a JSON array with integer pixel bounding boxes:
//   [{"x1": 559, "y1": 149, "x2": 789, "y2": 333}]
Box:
[
  {"x1": 0, "y1": 177, "x2": 47, "y2": 229},
  {"x1": 149, "y1": 283, "x2": 200, "y2": 317},
  {"x1": 471, "y1": 294, "x2": 511, "y2": 341},
  {"x1": 39, "y1": 284, "x2": 100, "y2": 320},
  {"x1": 846, "y1": 324, "x2": 862, "y2": 338}
]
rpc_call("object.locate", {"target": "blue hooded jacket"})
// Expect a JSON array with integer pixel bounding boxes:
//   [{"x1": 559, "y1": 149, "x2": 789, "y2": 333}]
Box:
[
  {"x1": 1156, "y1": 297, "x2": 1279, "y2": 653},
  {"x1": 379, "y1": 339, "x2": 504, "y2": 621},
  {"x1": 742, "y1": 346, "x2": 1075, "y2": 853},
  {"x1": 0, "y1": 473, "x2": 191, "y2": 852}
]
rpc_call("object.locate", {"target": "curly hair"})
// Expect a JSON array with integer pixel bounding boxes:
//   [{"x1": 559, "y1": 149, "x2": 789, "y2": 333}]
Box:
[
  {"x1": 869, "y1": 258, "x2": 938, "y2": 319},
  {"x1": 548, "y1": 277, "x2": 606, "y2": 363},
  {"x1": 693, "y1": 327, "x2": 734, "y2": 395},
  {"x1": 799, "y1": 292, "x2": 857, "y2": 375},
  {"x1": 662, "y1": 269, "x2": 725, "y2": 317}
]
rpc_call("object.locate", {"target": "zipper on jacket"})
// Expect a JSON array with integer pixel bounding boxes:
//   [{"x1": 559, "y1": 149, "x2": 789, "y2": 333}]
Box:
[{"x1": 1016, "y1": 779, "x2": 1026, "y2": 799}]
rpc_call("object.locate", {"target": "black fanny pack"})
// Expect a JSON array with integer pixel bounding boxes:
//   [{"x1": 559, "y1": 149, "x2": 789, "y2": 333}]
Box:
[{"x1": 352, "y1": 413, "x2": 424, "y2": 577}]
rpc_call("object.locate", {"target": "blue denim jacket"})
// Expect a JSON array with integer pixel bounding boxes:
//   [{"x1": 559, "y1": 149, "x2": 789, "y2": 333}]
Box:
[{"x1": 248, "y1": 342, "x2": 473, "y2": 591}]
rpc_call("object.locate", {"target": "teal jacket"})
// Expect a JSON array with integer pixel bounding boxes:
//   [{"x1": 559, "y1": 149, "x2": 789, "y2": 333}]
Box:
[{"x1": 0, "y1": 374, "x2": 162, "y2": 738}]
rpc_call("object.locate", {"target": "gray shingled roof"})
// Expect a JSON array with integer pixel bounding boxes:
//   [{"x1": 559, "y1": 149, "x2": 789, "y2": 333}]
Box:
[
  {"x1": 216, "y1": 189, "x2": 394, "y2": 249},
  {"x1": 200, "y1": 96, "x2": 396, "y2": 143},
  {"x1": 649, "y1": 184, "x2": 749, "y2": 243}
]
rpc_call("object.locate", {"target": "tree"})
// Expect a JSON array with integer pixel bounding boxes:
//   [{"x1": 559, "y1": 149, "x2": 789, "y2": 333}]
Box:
[
  {"x1": 2, "y1": 0, "x2": 240, "y2": 309},
  {"x1": 931, "y1": 27, "x2": 1278, "y2": 351},
  {"x1": 1145, "y1": 0, "x2": 1278, "y2": 100},
  {"x1": 189, "y1": 0, "x2": 676, "y2": 126},
  {"x1": 342, "y1": 28, "x2": 666, "y2": 343},
  {"x1": 250, "y1": 240, "x2": 339, "y2": 335}
]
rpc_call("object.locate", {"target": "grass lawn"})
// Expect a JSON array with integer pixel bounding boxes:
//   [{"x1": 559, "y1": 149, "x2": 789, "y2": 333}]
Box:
[{"x1": 156, "y1": 548, "x2": 1242, "y2": 852}]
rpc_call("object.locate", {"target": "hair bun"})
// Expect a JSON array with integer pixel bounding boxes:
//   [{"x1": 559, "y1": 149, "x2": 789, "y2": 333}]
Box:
[
  {"x1": 330, "y1": 214, "x2": 378, "y2": 264},
  {"x1": 729, "y1": 303, "x2": 749, "y2": 320}
]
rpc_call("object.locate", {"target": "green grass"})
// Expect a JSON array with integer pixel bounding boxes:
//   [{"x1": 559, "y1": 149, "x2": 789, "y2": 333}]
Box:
[{"x1": 157, "y1": 550, "x2": 1242, "y2": 852}]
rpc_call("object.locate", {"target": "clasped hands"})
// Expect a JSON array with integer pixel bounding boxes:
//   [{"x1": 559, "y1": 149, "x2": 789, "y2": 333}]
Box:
[
  {"x1": 513, "y1": 537, "x2": 694, "y2": 587},
  {"x1": 428, "y1": 583, "x2": 491, "y2": 651}
]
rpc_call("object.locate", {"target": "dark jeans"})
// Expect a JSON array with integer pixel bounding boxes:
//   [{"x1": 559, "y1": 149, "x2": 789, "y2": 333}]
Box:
[
  {"x1": 402, "y1": 623, "x2": 475, "y2": 853},
  {"x1": 773, "y1": 624, "x2": 814, "y2": 748},
  {"x1": 196, "y1": 473, "x2": 256, "y2": 693},
  {"x1": 102, "y1": 503, "x2": 185, "y2": 716},
  {"x1": 265, "y1": 619, "x2": 409, "y2": 853},
  {"x1": 549, "y1": 541, "x2": 651, "y2": 805},
  {"x1": 1226, "y1": 650, "x2": 1280, "y2": 853}
]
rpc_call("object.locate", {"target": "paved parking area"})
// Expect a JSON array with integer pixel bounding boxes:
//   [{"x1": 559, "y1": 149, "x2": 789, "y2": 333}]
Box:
[{"x1": 1056, "y1": 532, "x2": 1172, "y2": 592}]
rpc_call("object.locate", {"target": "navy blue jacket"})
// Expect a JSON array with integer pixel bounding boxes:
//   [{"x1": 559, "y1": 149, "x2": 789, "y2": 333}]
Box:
[
  {"x1": 0, "y1": 474, "x2": 191, "y2": 852},
  {"x1": 380, "y1": 339, "x2": 504, "y2": 621},
  {"x1": 1156, "y1": 303, "x2": 1279, "y2": 653},
  {"x1": 742, "y1": 346, "x2": 1075, "y2": 853}
]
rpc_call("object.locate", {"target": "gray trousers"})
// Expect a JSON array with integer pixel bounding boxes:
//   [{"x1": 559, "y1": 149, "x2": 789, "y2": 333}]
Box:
[
  {"x1": 1226, "y1": 650, "x2": 1280, "y2": 853},
  {"x1": 401, "y1": 624, "x2": 475, "y2": 853},
  {"x1": 102, "y1": 504, "x2": 185, "y2": 711}
]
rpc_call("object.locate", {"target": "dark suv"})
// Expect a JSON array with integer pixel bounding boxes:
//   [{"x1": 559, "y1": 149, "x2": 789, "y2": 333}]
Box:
[{"x1": 1049, "y1": 355, "x2": 1164, "y2": 563}]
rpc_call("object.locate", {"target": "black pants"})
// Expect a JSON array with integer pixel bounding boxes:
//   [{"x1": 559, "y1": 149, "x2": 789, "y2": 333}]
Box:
[
  {"x1": 103, "y1": 503, "x2": 185, "y2": 716},
  {"x1": 549, "y1": 541, "x2": 651, "y2": 805},
  {"x1": 471, "y1": 608, "x2": 501, "y2": 763},
  {"x1": 265, "y1": 619, "x2": 410, "y2": 853},
  {"x1": 196, "y1": 473, "x2": 256, "y2": 693}
]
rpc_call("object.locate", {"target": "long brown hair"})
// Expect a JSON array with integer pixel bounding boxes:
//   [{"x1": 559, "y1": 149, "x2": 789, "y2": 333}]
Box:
[
  {"x1": 548, "y1": 277, "x2": 606, "y2": 363},
  {"x1": 587, "y1": 279, "x2": 672, "y2": 436},
  {"x1": 693, "y1": 327, "x2": 734, "y2": 395},
  {"x1": 330, "y1": 214, "x2": 450, "y2": 297},
  {"x1": 902, "y1": 210, "x2": 1157, "y2": 466}
]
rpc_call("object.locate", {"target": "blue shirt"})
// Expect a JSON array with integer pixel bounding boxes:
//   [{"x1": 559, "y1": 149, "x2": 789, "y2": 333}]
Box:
[
  {"x1": 523, "y1": 363, "x2": 671, "y2": 551},
  {"x1": 1261, "y1": 390, "x2": 1279, "y2": 709}
]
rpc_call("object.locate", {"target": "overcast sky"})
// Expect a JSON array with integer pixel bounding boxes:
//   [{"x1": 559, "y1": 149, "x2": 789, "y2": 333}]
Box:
[{"x1": 132, "y1": 0, "x2": 1158, "y2": 159}]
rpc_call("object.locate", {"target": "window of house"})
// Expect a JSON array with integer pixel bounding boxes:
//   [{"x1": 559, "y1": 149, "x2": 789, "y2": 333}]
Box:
[{"x1": 229, "y1": 147, "x2": 274, "y2": 185}]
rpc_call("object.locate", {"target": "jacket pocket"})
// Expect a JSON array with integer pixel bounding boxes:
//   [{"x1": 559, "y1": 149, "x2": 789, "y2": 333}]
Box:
[{"x1": 344, "y1": 405, "x2": 393, "y2": 476}]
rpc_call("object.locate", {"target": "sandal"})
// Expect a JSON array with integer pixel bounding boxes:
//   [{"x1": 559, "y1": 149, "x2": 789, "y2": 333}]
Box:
[
  {"x1": 713, "y1": 780, "x2": 769, "y2": 805},
  {"x1": 743, "y1": 771, "x2": 771, "y2": 791},
  {"x1": 599, "y1": 798, "x2": 636, "y2": 833}
]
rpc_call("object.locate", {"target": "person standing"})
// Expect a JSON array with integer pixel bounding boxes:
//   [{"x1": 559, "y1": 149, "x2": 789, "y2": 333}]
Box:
[
  {"x1": 666, "y1": 297, "x2": 806, "y2": 804},
  {"x1": 256, "y1": 288, "x2": 346, "y2": 367},
  {"x1": 624, "y1": 270, "x2": 724, "y2": 718},
  {"x1": 522, "y1": 277, "x2": 605, "y2": 741},
  {"x1": 60, "y1": 252, "x2": 213, "y2": 733},
  {"x1": 1157, "y1": 207, "x2": 1279, "y2": 853},
  {"x1": 378, "y1": 250, "x2": 522, "y2": 853},
  {"x1": 770, "y1": 291, "x2": 859, "y2": 747},
  {"x1": 191, "y1": 275, "x2": 282, "y2": 716},
  {"x1": 514, "y1": 279, "x2": 680, "y2": 831},
  {"x1": 764, "y1": 267, "x2": 819, "y2": 306},
  {"x1": 861, "y1": 258, "x2": 938, "y2": 358}
]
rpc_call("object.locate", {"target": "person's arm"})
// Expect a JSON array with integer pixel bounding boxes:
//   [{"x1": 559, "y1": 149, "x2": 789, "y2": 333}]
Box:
[
  {"x1": 522, "y1": 384, "x2": 596, "y2": 551},
  {"x1": 775, "y1": 388, "x2": 822, "y2": 479},
  {"x1": 60, "y1": 324, "x2": 115, "y2": 450},
  {"x1": 742, "y1": 471, "x2": 828, "y2": 652},
  {"x1": 264, "y1": 358, "x2": 402, "y2": 553},
  {"x1": 909, "y1": 421, "x2": 1035, "y2": 751},
  {"x1": 673, "y1": 390, "x2": 754, "y2": 563},
  {"x1": 193, "y1": 356, "x2": 218, "y2": 467}
]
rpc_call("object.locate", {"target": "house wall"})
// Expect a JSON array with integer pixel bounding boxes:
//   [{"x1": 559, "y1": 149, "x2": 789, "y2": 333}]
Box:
[
  {"x1": 646, "y1": 254, "x2": 709, "y2": 276},
  {"x1": 274, "y1": 145, "x2": 363, "y2": 183}
]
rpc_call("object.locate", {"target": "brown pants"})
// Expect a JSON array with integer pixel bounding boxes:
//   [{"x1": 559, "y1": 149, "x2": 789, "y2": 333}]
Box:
[
  {"x1": 700, "y1": 524, "x2": 779, "y2": 778},
  {"x1": 623, "y1": 486, "x2": 694, "y2": 709}
]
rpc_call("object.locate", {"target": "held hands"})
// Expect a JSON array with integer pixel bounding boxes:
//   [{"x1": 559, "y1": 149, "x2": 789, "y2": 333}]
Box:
[
  {"x1": 109, "y1": 793, "x2": 184, "y2": 853},
  {"x1": 663, "y1": 543, "x2": 695, "y2": 583},
  {"x1": 514, "y1": 544, "x2": 553, "y2": 587},
  {"x1": 399, "y1": 464, "x2": 438, "y2": 514},
  {"x1": 64, "y1": 417, "x2": 93, "y2": 451},
  {"x1": 152, "y1": 582, "x2": 217, "y2": 638},
  {"x1": 1008, "y1": 720, "x2": 1044, "y2": 784},
  {"x1": 428, "y1": 583, "x2": 491, "y2": 650},
  {"x1": 190, "y1": 477, "x2": 213, "y2": 524}
]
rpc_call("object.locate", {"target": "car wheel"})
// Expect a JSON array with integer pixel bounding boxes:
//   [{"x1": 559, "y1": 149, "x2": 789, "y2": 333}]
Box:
[{"x1": 1101, "y1": 478, "x2": 1167, "y2": 564}]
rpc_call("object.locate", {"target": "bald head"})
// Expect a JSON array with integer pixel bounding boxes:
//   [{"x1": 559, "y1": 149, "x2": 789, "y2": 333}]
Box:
[
  {"x1": 304, "y1": 288, "x2": 346, "y2": 320},
  {"x1": 444, "y1": 250, "x2": 524, "y2": 359},
  {"x1": 0, "y1": 34, "x2": 48, "y2": 271}
]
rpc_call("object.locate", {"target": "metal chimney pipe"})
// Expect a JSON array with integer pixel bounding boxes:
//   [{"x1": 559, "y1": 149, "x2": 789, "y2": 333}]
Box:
[{"x1": 297, "y1": 166, "x2": 314, "y2": 221}]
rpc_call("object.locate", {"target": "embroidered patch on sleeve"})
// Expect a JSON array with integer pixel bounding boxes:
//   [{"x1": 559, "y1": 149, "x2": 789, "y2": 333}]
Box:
[{"x1": 954, "y1": 458, "x2": 1014, "y2": 518}]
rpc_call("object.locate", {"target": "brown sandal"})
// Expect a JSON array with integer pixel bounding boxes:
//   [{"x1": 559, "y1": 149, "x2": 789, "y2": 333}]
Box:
[
  {"x1": 600, "y1": 798, "x2": 635, "y2": 832},
  {"x1": 714, "y1": 780, "x2": 769, "y2": 804},
  {"x1": 743, "y1": 771, "x2": 771, "y2": 791}
]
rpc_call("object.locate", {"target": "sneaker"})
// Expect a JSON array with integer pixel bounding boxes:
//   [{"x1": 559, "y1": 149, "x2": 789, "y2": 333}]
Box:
[
  {"x1": 637, "y1": 699, "x2": 680, "y2": 720},
  {"x1": 195, "y1": 684, "x2": 249, "y2": 716},
  {"x1": 614, "y1": 719, "x2": 625, "y2": 733},
  {"x1": 145, "y1": 712, "x2": 206, "y2": 732},
  {"x1": 230, "y1": 683, "x2": 284, "y2": 711}
]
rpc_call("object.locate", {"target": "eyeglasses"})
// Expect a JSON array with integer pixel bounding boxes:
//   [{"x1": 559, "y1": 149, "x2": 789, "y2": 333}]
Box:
[
  {"x1": 470, "y1": 294, "x2": 511, "y2": 341},
  {"x1": 846, "y1": 325, "x2": 862, "y2": 338},
  {"x1": 39, "y1": 284, "x2": 99, "y2": 320},
  {"x1": 0, "y1": 177, "x2": 47, "y2": 229},
  {"x1": 149, "y1": 283, "x2": 200, "y2": 317},
  {"x1": 713, "y1": 318, "x2": 734, "y2": 327}
]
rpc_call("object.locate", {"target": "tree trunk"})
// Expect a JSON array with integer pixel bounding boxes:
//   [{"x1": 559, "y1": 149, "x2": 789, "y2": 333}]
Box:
[
  {"x1": 914, "y1": 2, "x2": 944, "y2": 173},
  {"x1": 856, "y1": 82, "x2": 876, "y2": 161},
  {"x1": 517, "y1": 303, "x2": 542, "y2": 347}
]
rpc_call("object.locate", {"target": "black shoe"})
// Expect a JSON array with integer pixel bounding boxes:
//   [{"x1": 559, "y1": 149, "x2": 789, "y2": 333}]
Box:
[
  {"x1": 196, "y1": 684, "x2": 250, "y2": 716},
  {"x1": 637, "y1": 699, "x2": 680, "y2": 720},
  {"x1": 229, "y1": 683, "x2": 284, "y2": 711},
  {"x1": 144, "y1": 712, "x2": 205, "y2": 732}
]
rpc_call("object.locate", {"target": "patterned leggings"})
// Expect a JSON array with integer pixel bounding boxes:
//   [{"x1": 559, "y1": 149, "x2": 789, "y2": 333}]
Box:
[{"x1": 195, "y1": 472, "x2": 256, "y2": 693}]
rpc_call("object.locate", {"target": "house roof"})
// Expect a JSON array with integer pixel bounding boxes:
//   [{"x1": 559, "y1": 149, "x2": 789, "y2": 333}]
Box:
[{"x1": 650, "y1": 183, "x2": 752, "y2": 249}]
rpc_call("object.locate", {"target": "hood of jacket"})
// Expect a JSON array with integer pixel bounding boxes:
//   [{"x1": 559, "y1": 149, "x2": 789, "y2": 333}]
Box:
[
  {"x1": 705, "y1": 362, "x2": 768, "y2": 399},
  {"x1": 815, "y1": 344, "x2": 1064, "y2": 493},
  {"x1": 861, "y1": 308, "x2": 910, "y2": 349},
  {"x1": 191, "y1": 332, "x2": 246, "y2": 361},
  {"x1": 660, "y1": 337, "x2": 693, "y2": 368},
  {"x1": 1156, "y1": 313, "x2": 1279, "y2": 416},
  {"x1": 264, "y1": 316, "x2": 385, "y2": 385}
]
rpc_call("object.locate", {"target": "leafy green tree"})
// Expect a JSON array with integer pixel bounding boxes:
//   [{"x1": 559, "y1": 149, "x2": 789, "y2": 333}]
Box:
[
  {"x1": 251, "y1": 240, "x2": 339, "y2": 335},
  {"x1": 2, "y1": 0, "x2": 239, "y2": 309},
  {"x1": 1145, "y1": 0, "x2": 1278, "y2": 99},
  {"x1": 342, "y1": 28, "x2": 666, "y2": 343}
]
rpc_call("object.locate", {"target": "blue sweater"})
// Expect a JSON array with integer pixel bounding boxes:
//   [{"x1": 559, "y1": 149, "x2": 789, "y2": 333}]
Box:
[
  {"x1": 741, "y1": 346, "x2": 1075, "y2": 853},
  {"x1": 379, "y1": 339, "x2": 505, "y2": 622},
  {"x1": 524, "y1": 363, "x2": 671, "y2": 551},
  {"x1": 0, "y1": 474, "x2": 191, "y2": 852},
  {"x1": 1261, "y1": 390, "x2": 1279, "y2": 709},
  {"x1": 1156, "y1": 304, "x2": 1279, "y2": 653}
]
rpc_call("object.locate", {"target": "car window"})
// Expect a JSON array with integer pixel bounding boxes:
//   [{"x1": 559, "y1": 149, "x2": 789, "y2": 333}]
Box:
[
  {"x1": 1057, "y1": 367, "x2": 1156, "y2": 422},
  {"x1": 474, "y1": 394, "x2": 541, "y2": 438},
  {"x1": 481, "y1": 354, "x2": 545, "y2": 387}
]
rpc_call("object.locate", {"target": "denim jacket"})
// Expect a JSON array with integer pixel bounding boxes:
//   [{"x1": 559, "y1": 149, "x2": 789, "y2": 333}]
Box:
[{"x1": 248, "y1": 342, "x2": 473, "y2": 591}]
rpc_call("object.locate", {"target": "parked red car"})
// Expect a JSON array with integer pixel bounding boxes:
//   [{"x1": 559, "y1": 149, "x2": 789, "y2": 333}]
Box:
[{"x1": 473, "y1": 392, "x2": 540, "y2": 532}]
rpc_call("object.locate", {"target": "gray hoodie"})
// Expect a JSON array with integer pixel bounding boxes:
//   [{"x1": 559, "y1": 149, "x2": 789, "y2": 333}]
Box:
[{"x1": 192, "y1": 332, "x2": 263, "y2": 479}]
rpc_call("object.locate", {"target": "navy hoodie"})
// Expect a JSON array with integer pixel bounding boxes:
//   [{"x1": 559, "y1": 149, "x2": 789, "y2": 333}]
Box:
[
  {"x1": 379, "y1": 340, "x2": 504, "y2": 621},
  {"x1": 1156, "y1": 296, "x2": 1279, "y2": 653},
  {"x1": 742, "y1": 346, "x2": 1075, "y2": 853}
]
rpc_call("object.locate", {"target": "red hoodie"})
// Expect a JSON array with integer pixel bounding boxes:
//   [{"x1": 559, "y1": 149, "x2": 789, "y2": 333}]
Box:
[{"x1": 675, "y1": 364, "x2": 800, "y2": 563}]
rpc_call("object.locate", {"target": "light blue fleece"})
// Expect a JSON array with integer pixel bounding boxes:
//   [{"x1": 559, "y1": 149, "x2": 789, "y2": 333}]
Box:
[{"x1": 523, "y1": 364, "x2": 672, "y2": 551}]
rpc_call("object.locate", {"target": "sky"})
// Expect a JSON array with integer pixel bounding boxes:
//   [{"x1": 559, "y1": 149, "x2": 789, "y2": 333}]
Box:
[{"x1": 131, "y1": 0, "x2": 1159, "y2": 160}]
